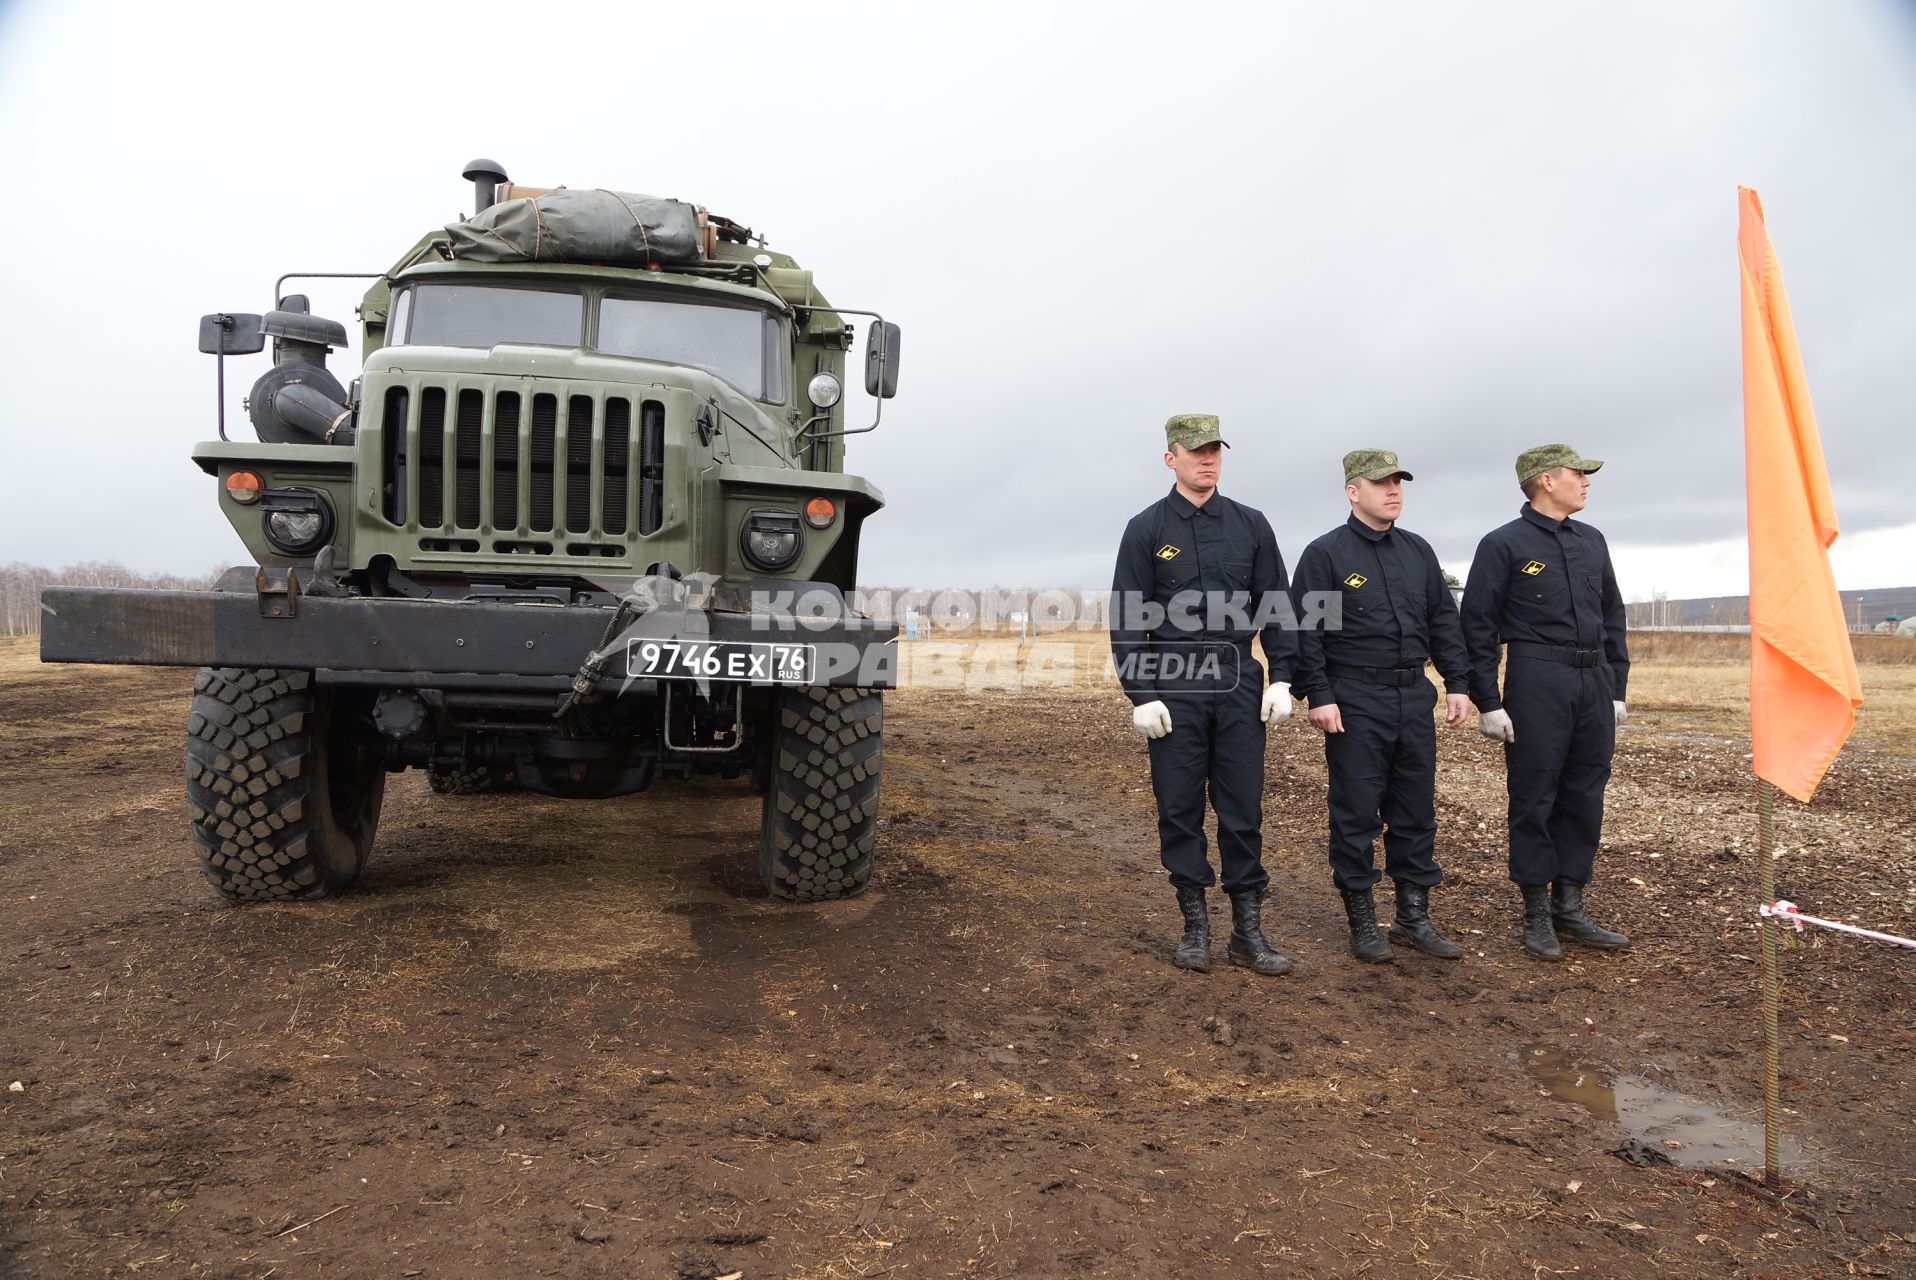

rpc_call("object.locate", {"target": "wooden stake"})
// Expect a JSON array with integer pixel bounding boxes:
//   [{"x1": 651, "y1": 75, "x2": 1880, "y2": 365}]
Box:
[{"x1": 1757, "y1": 778, "x2": 1782, "y2": 1188}]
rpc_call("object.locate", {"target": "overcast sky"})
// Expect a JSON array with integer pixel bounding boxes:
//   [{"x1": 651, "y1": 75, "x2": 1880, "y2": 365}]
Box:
[{"x1": 1, "y1": 0, "x2": 1911, "y2": 600}]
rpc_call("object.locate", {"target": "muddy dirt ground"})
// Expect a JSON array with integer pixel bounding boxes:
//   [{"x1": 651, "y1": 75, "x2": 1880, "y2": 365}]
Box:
[{"x1": 2, "y1": 635, "x2": 1914, "y2": 1279}]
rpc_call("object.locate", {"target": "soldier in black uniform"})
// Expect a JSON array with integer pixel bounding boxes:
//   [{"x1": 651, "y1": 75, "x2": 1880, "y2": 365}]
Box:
[
  {"x1": 1111, "y1": 413, "x2": 1298, "y2": 977},
  {"x1": 1461, "y1": 444, "x2": 1631, "y2": 960},
  {"x1": 1290, "y1": 450, "x2": 1472, "y2": 963}
]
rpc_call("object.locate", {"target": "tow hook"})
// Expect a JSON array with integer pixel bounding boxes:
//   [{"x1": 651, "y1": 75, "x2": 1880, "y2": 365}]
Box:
[{"x1": 256, "y1": 567, "x2": 299, "y2": 619}]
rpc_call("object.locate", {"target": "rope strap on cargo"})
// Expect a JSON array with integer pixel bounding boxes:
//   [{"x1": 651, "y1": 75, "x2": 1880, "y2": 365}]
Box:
[{"x1": 1758, "y1": 900, "x2": 1916, "y2": 950}]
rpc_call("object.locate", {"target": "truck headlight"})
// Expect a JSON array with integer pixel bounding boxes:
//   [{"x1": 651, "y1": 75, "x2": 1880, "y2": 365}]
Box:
[
  {"x1": 260, "y1": 489, "x2": 335, "y2": 556},
  {"x1": 807, "y1": 372, "x2": 842, "y2": 408},
  {"x1": 740, "y1": 509, "x2": 802, "y2": 571}
]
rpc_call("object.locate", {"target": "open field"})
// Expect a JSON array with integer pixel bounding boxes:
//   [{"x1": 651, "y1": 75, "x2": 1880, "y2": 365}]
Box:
[
  {"x1": 1627, "y1": 629, "x2": 1916, "y2": 667},
  {"x1": 2, "y1": 634, "x2": 1914, "y2": 1277}
]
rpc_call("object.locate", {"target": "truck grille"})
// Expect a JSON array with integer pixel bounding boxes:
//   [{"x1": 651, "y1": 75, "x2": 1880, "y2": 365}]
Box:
[{"x1": 380, "y1": 383, "x2": 664, "y2": 554}]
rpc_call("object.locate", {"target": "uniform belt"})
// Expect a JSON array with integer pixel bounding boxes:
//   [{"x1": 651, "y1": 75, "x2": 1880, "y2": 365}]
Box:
[
  {"x1": 1327, "y1": 662, "x2": 1426, "y2": 687},
  {"x1": 1508, "y1": 641, "x2": 1602, "y2": 668}
]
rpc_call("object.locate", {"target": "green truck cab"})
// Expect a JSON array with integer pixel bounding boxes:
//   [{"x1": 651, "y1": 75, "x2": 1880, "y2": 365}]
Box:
[{"x1": 42, "y1": 161, "x2": 900, "y2": 904}]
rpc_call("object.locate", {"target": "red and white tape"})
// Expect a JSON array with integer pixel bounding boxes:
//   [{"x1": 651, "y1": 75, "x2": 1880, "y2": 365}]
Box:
[{"x1": 1759, "y1": 900, "x2": 1916, "y2": 950}]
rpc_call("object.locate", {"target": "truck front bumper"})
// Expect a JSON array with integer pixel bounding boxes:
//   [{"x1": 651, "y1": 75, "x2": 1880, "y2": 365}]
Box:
[{"x1": 38, "y1": 587, "x2": 899, "y2": 692}]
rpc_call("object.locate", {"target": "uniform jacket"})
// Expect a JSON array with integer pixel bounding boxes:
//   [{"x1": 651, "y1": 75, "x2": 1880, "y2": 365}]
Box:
[
  {"x1": 1289, "y1": 514, "x2": 1471, "y2": 709},
  {"x1": 1460, "y1": 504, "x2": 1630, "y2": 712},
  {"x1": 1110, "y1": 487, "x2": 1296, "y2": 706}
]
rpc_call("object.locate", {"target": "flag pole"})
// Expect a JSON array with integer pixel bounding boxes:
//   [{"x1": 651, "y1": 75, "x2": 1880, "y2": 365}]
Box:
[{"x1": 1756, "y1": 776, "x2": 1782, "y2": 1187}]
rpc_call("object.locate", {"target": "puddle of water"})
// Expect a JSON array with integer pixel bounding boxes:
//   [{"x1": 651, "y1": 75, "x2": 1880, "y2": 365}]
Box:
[{"x1": 1521, "y1": 1044, "x2": 1801, "y2": 1170}]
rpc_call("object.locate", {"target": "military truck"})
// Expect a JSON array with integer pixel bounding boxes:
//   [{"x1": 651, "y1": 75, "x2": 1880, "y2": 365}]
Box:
[{"x1": 41, "y1": 161, "x2": 901, "y2": 903}]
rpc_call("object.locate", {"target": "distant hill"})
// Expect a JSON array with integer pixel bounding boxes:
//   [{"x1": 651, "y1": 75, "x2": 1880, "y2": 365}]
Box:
[{"x1": 1627, "y1": 585, "x2": 1916, "y2": 631}]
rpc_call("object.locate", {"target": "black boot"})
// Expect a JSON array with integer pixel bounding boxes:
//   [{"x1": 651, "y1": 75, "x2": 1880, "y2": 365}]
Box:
[
  {"x1": 1226, "y1": 890, "x2": 1294, "y2": 976},
  {"x1": 1340, "y1": 888, "x2": 1394, "y2": 963},
  {"x1": 1388, "y1": 882, "x2": 1462, "y2": 959},
  {"x1": 1521, "y1": 884, "x2": 1563, "y2": 961},
  {"x1": 1173, "y1": 886, "x2": 1211, "y2": 972},
  {"x1": 1552, "y1": 881, "x2": 1630, "y2": 950}
]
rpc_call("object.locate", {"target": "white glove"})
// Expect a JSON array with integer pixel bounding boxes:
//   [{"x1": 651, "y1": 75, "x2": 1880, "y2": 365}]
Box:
[
  {"x1": 1260, "y1": 681, "x2": 1292, "y2": 724},
  {"x1": 1614, "y1": 700, "x2": 1628, "y2": 726},
  {"x1": 1132, "y1": 700, "x2": 1173, "y2": 739},
  {"x1": 1478, "y1": 708, "x2": 1515, "y2": 743}
]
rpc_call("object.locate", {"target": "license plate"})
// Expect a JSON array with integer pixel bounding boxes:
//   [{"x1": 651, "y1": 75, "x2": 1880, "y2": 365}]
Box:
[{"x1": 626, "y1": 639, "x2": 815, "y2": 684}]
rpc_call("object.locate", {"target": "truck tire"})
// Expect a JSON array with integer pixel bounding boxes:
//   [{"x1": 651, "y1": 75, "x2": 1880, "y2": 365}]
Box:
[
  {"x1": 186, "y1": 667, "x2": 386, "y2": 902},
  {"x1": 759, "y1": 686, "x2": 882, "y2": 900}
]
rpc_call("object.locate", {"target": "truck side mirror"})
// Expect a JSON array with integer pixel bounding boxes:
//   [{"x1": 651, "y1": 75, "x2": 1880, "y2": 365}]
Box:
[
  {"x1": 199, "y1": 313, "x2": 265, "y2": 355},
  {"x1": 863, "y1": 321, "x2": 901, "y2": 399}
]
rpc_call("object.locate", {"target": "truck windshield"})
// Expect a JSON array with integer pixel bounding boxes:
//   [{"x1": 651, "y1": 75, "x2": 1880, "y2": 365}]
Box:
[
  {"x1": 598, "y1": 294, "x2": 786, "y2": 402},
  {"x1": 388, "y1": 283, "x2": 787, "y2": 402},
  {"x1": 392, "y1": 283, "x2": 583, "y2": 348}
]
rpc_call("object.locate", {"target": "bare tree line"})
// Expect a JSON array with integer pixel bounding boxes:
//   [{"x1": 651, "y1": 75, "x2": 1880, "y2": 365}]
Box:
[{"x1": 0, "y1": 562, "x2": 229, "y2": 636}]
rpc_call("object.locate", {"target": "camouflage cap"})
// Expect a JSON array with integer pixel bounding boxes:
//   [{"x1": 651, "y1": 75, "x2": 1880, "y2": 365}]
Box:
[
  {"x1": 1515, "y1": 443, "x2": 1604, "y2": 484},
  {"x1": 1343, "y1": 448, "x2": 1414, "y2": 484},
  {"x1": 1165, "y1": 413, "x2": 1229, "y2": 451}
]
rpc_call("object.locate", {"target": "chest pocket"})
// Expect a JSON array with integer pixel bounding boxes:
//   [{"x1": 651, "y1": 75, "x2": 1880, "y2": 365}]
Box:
[
  {"x1": 1513, "y1": 565, "x2": 1567, "y2": 604},
  {"x1": 1156, "y1": 557, "x2": 1201, "y2": 595},
  {"x1": 1217, "y1": 557, "x2": 1253, "y2": 592},
  {"x1": 1343, "y1": 574, "x2": 1378, "y2": 616}
]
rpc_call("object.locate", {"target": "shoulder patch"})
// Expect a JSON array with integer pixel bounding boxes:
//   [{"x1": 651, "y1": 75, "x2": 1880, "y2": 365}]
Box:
[
  {"x1": 1155, "y1": 544, "x2": 1181, "y2": 561},
  {"x1": 1343, "y1": 572, "x2": 1368, "y2": 589},
  {"x1": 1520, "y1": 560, "x2": 1547, "y2": 576}
]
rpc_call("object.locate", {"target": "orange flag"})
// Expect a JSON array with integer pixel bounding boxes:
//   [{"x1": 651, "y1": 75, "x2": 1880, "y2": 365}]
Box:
[{"x1": 1739, "y1": 186, "x2": 1864, "y2": 803}]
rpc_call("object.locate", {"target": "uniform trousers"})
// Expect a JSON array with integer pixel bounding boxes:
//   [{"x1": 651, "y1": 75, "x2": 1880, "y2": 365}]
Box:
[
  {"x1": 1146, "y1": 655, "x2": 1269, "y2": 896},
  {"x1": 1501, "y1": 652, "x2": 1617, "y2": 886},
  {"x1": 1322, "y1": 670, "x2": 1441, "y2": 892}
]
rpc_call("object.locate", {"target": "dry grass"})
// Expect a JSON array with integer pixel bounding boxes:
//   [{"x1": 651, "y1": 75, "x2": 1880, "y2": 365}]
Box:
[
  {"x1": 1627, "y1": 662, "x2": 1916, "y2": 756},
  {"x1": 1623, "y1": 631, "x2": 1916, "y2": 756},
  {"x1": 1630, "y1": 629, "x2": 1916, "y2": 666}
]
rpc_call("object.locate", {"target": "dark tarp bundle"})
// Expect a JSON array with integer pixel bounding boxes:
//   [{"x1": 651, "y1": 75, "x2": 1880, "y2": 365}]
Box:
[{"x1": 446, "y1": 189, "x2": 705, "y2": 265}]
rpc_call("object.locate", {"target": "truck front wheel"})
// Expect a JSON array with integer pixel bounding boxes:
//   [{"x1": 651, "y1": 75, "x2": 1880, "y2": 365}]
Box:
[
  {"x1": 759, "y1": 687, "x2": 883, "y2": 900},
  {"x1": 186, "y1": 668, "x2": 386, "y2": 901}
]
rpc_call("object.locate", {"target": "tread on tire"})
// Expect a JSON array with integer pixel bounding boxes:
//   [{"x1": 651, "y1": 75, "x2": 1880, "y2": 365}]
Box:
[
  {"x1": 759, "y1": 686, "x2": 882, "y2": 901},
  {"x1": 186, "y1": 667, "x2": 385, "y2": 902}
]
